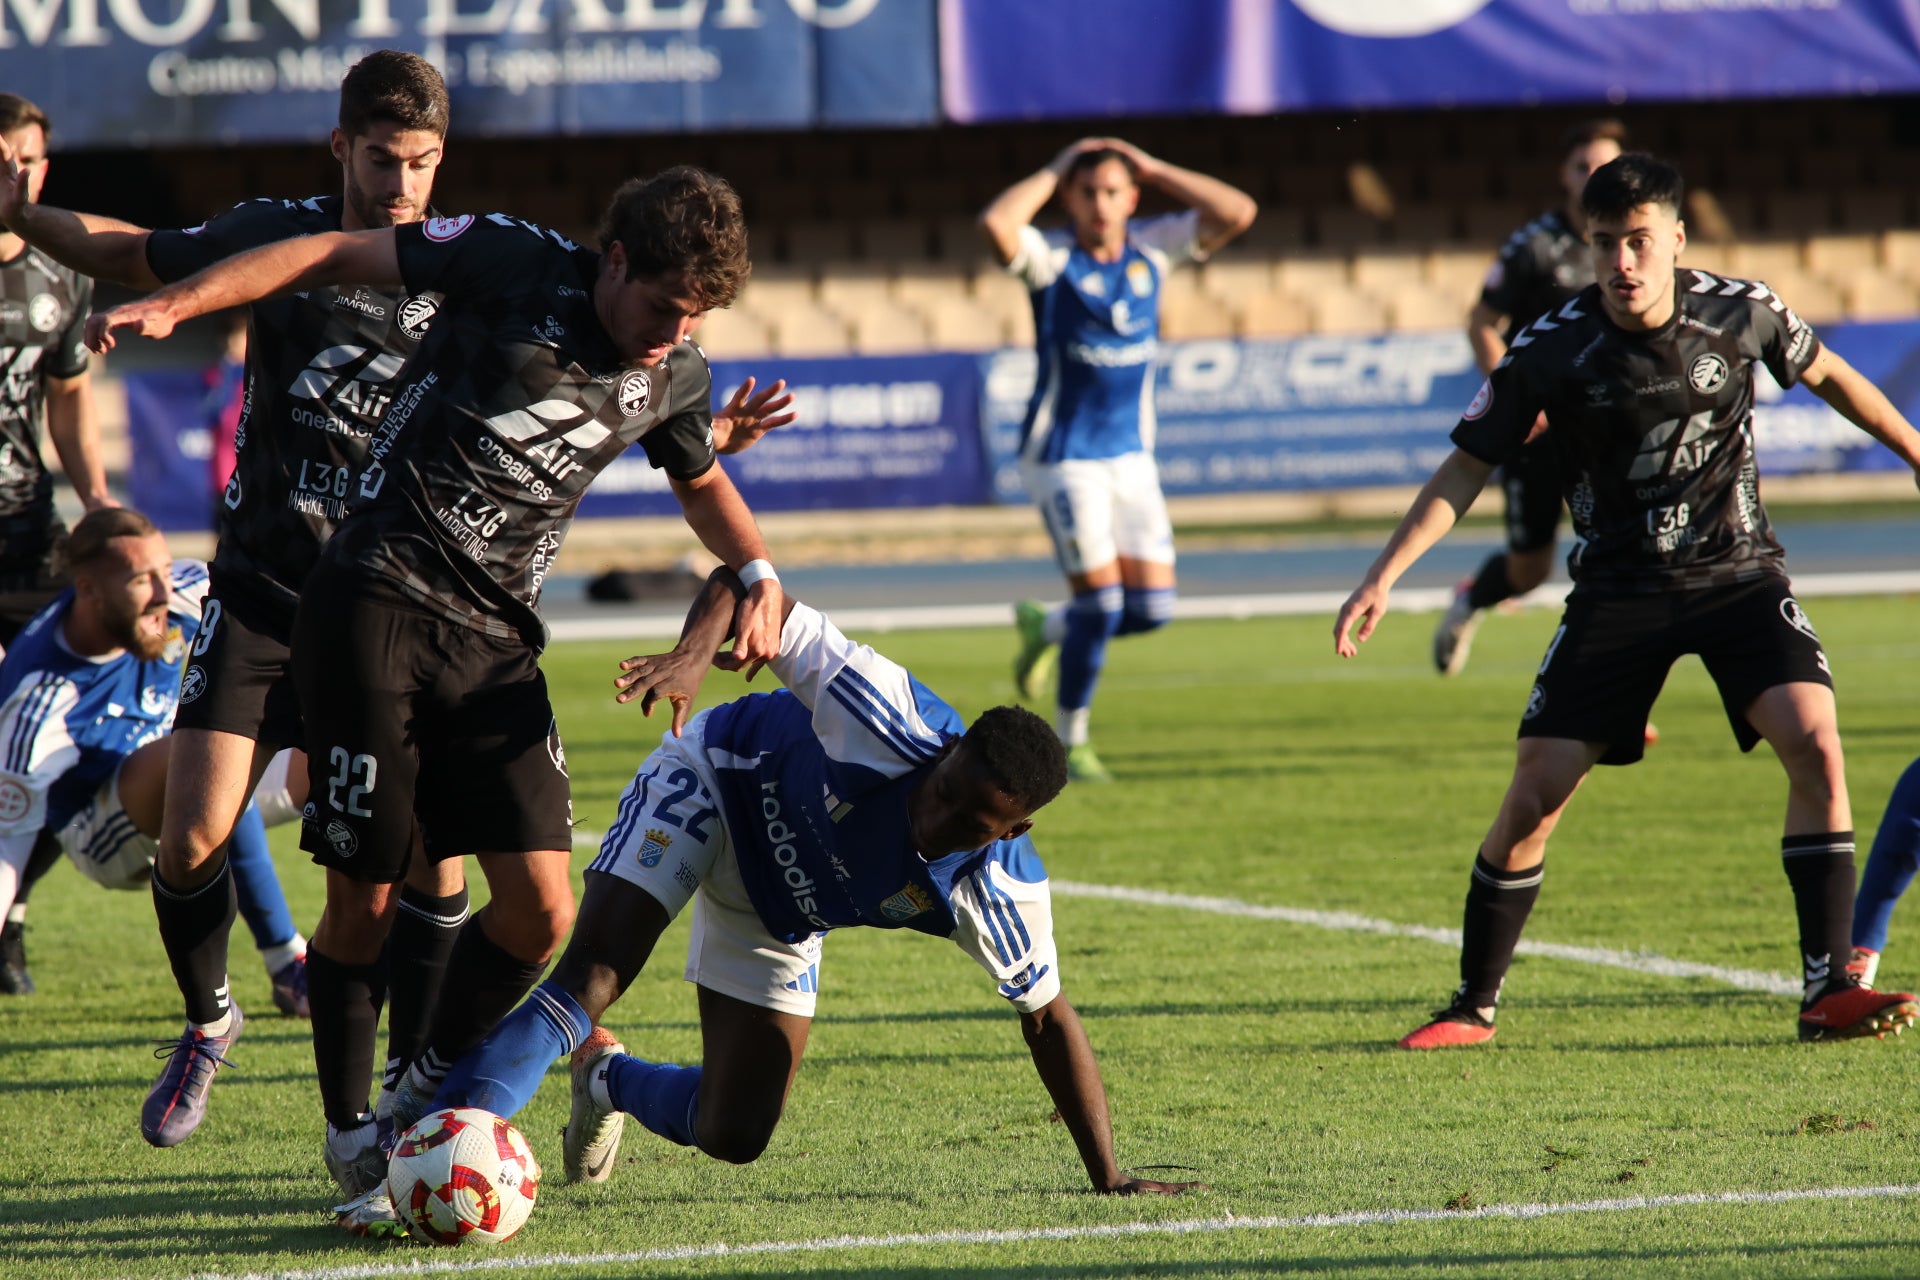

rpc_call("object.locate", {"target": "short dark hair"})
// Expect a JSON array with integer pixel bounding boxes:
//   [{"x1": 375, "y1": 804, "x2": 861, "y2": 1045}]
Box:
[
  {"x1": 963, "y1": 705, "x2": 1068, "y2": 813},
  {"x1": 0, "y1": 93, "x2": 50, "y2": 139},
  {"x1": 1560, "y1": 118, "x2": 1630, "y2": 157},
  {"x1": 1064, "y1": 147, "x2": 1138, "y2": 186},
  {"x1": 1581, "y1": 153, "x2": 1684, "y2": 222},
  {"x1": 338, "y1": 50, "x2": 449, "y2": 140},
  {"x1": 596, "y1": 166, "x2": 750, "y2": 310},
  {"x1": 63, "y1": 507, "x2": 158, "y2": 572}
]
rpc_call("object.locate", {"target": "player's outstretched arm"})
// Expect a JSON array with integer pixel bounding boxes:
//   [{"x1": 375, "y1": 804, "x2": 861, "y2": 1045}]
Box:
[
  {"x1": 1800, "y1": 347, "x2": 1920, "y2": 485},
  {"x1": 614, "y1": 568, "x2": 781, "y2": 733},
  {"x1": 978, "y1": 137, "x2": 1109, "y2": 267},
  {"x1": 1020, "y1": 992, "x2": 1202, "y2": 1196},
  {"x1": 1101, "y1": 138, "x2": 1257, "y2": 256},
  {"x1": 1334, "y1": 448, "x2": 1496, "y2": 657},
  {"x1": 0, "y1": 136, "x2": 161, "y2": 291},
  {"x1": 83, "y1": 229, "x2": 401, "y2": 353},
  {"x1": 711, "y1": 376, "x2": 796, "y2": 454},
  {"x1": 671, "y1": 466, "x2": 785, "y2": 666}
]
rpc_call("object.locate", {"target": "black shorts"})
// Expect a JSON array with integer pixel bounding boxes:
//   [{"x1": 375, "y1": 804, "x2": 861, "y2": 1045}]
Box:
[
  {"x1": 1500, "y1": 437, "x2": 1564, "y2": 554},
  {"x1": 0, "y1": 518, "x2": 68, "y2": 646},
  {"x1": 293, "y1": 564, "x2": 573, "y2": 884},
  {"x1": 1520, "y1": 575, "x2": 1834, "y2": 767},
  {"x1": 173, "y1": 569, "x2": 305, "y2": 747}
]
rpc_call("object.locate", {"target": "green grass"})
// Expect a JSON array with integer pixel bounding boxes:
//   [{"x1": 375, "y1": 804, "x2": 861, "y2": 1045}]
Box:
[{"x1": 6, "y1": 594, "x2": 1920, "y2": 1279}]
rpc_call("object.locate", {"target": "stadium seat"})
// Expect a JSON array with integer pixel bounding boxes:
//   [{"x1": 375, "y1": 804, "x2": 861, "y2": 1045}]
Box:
[
  {"x1": 1761, "y1": 270, "x2": 1843, "y2": 325},
  {"x1": 1386, "y1": 285, "x2": 1468, "y2": 332},
  {"x1": 696, "y1": 306, "x2": 775, "y2": 359},
  {"x1": 1274, "y1": 252, "x2": 1351, "y2": 298},
  {"x1": 843, "y1": 300, "x2": 935, "y2": 355},
  {"x1": 1390, "y1": 203, "x2": 1459, "y2": 247},
  {"x1": 1425, "y1": 249, "x2": 1492, "y2": 302},
  {"x1": 919, "y1": 298, "x2": 1008, "y2": 351},
  {"x1": 934, "y1": 215, "x2": 998, "y2": 269},
  {"x1": 1727, "y1": 240, "x2": 1805, "y2": 282},
  {"x1": 1198, "y1": 260, "x2": 1279, "y2": 308},
  {"x1": 1315, "y1": 206, "x2": 1389, "y2": 248},
  {"x1": 1764, "y1": 191, "x2": 1837, "y2": 235},
  {"x1": 1309, "y1": 291, "x2": 1389, "y2": 335},
  {"x1": 783, "y1": 220, "x2": 857, "y2": 265},
  {"x1": 1881, "y1": 230, "x2": 1920, "y2": 283},
  {"x1": 816, "y1": 266, "x2": 896, "y2": 313},
  {"x1": 858, "y1": 218, "x2": 936, "y2": 265},
  {"x1": 766, "y1": 302, "x2": 855, "y2": 358},
  {"x1": 972, "y1": 273, "x2": 1036, "y2": 344},
  {"x1": 1460, "y1": 201, "x2": 1531, "y2": 243},
  {"x1": 1239, "y1": 291, "x2": 1312, "y2": 338},
  {"x1": 1160, "y1": 292, "x2": 1239, "y2": 341},
  {"x1": 1839, "y1": 189, "x2": 1914, "y2": 233},
  {"x1": 1842, "y1": 275, "x2": 1920, "y2": 321},
  {"x1": 1232, "y1": 208, "x2": 1310, "y2": 252},
  {"x1": 1351, "y1": 250, "x2": 1427, "y2": 296},
  {"x1": 1803, "y1": 234, "x2": 1882, "y2": 287},
  {"x1": 892, "y1": 266, "x2": 974, "y2": 310}
]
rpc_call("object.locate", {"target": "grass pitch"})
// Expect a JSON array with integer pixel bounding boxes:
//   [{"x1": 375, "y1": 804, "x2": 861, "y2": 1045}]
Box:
[{"x1": 5, "y1": 594, "x2": 1920, "y2": 1279}]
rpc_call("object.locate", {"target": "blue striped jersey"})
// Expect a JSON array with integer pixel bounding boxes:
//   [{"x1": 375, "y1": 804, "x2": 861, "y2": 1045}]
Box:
[
  {"x1": 0, "y1": 560, "x2": 209, "y2": 841},
  {"x1": 1010, "y1": 211, "x2": 1201, "y2": 464},
  {"x1": 694, "y1": 604, "x2": 1060, "y2": 1010}
]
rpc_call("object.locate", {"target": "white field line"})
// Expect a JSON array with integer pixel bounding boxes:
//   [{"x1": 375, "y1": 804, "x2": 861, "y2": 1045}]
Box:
[
  {"x1": 181, "y1": 1183, "x2": 1920, "y2": 1280},
  {"x1": 545, "y1": 569, "x2": 1920, "y2": 643},
  {"x1": 1052, "y1": 880, "x2": 1801, "y2": 997}
]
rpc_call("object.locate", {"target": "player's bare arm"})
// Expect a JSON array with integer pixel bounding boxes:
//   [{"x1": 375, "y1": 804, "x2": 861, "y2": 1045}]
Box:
[
  {"x1": 1335, "y1": 449, "x2": 1498, "y2": 657},
  {"x1": 1799, "y1": 346, "x2": 1920, "y2": 478},
  {"x1": 977, "y1": 137, "x2": 1111, "y2": 266},
  {"x1": 85, "y1": 228, "x2": 401, "y2": 352},
  {"x1": 613, "y1": 567, "x2": 794, "y2": 731},
  {"x1": 1020, "y1": 992, "x2": 1200, "y2": 1196},
  {"x1": 1466, "y1": 300, "x2": 1511, "y2": 377},
  {"x1": 43, "y1": 374, "x2": 116, "y2": 511},
  {"x1": 669, "y1": 465, "x2": 784, "y2": 665},
  {"x1": 0, "y1": 134, "x2": 162, "y2": 291},
  {"x1": 1098, "y1": 137, "x2": 1257, "y2": 254},
  {"x1": 711, "y1": 376, "x2": 795, "y2": 454}
]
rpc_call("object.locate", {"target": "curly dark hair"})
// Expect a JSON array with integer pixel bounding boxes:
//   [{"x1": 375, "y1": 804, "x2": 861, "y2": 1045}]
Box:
[
  {"x1": 338, "y1": 50, "x2": 449, "y2": 140},
  {"x1": 963, "y1": 705, "x2": 1069, "y2": 813},
  {"x1": 595, "y1": 166, "x2": 750, "y2": 311},
  {"x1": 63, "y1": 507, "x2": 158, "y2": 572},
  {"x1": 1064, "y1": 147, "x2": 1138, "y2": 186},
  {"x1": 0, "y1": 93, "x2": 50, "y2": 139},
  {"x1": 1582, "y1": 153, "x2": 1684, "y2": 222}
]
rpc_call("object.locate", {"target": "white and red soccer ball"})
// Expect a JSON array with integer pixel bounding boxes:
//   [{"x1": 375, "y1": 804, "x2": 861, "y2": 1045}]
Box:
[{"x1": 387, "y1": 1106, "x2": 541, "y2": 1245}]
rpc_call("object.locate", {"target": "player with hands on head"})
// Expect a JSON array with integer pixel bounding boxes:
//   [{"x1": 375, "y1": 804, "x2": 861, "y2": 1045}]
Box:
[
  {"x1": 1334, "y1": 153, "x2": 1920, "y2": 1050},
  {"x1": 981, "y1": 135, "x2": 1254, "y2": 783},
  {"x1": 423, "y1": 566, "x2": 1201, "y2": 1199}
]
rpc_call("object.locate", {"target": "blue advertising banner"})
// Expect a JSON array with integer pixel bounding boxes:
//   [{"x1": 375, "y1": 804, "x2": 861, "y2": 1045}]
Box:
[
  {"x1": 940, "y1": 0, "x2": 1920, "y2": 120},
  {"x1": 7, "y1": 0, "x2": 936, "y2": 148},
  {"x1": 1753, "y1": 318, "x2": 1920, "y2": 477},
  {"x1": 121, "y1": 369, "x2": 222, "y2": 531}
]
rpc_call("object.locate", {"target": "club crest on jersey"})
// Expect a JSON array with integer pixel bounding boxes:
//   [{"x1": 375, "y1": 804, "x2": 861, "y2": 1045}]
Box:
[
  {"x1": 1463, "y1": 379, "x2": 1492, "y2": 421},
  {"x1": 877, "y1": 883, "x2": 936, "y2": 922},
  {"x1": 637, "y1": 828, "x2": 672, "y2": 868},
  {"x1": 26, "y1": 294, "x2": 59, "y2": 332},
  {"x1": 617, "y1": 370, "x2": 652, "y2": 418},
  {"x1": 179, "y1": 665, "x2": 208, "y2": 704},
  {"x1": 0, "y1": 777, "x2": 28, "y2": 823},
  {"x1": 1688, "y1": 353, "x2": 1729, "y2": 394},
  {"x1": 161, "y1": 625, "x2": 185, "y2": 665},
  {"x1": 397, "y1": 295, "x2": 439, "y2": 340},
  {"x1": 423, "y1": 214, "x2": 474, "y2": 242},
  {"x1": 1126, "y1": 260, "x2": 1153, "y2": 297},
  {"x1": 1780, "y1": 597, "x2": 1819, "y2": 641},
  {"x1": 1523, "y1": 683, "x2": 1547, "y2": 720}
]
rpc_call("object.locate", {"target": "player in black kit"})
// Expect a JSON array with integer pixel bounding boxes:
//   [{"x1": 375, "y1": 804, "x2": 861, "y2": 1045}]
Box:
[
  {"x1": 0, "y1": 94, "x2": 118, "y2": 995},
  {"x1": 0, "y1": 54, "x2": 481, "y2": 1191},
  {"x1": 1433, "y1": 120, "x2": 1627, "y2": 676},
  {"x1": 90, "y1": 166, "x2": 786, "y2": 1232},
  {"x1": 1334, "y1": 155, "x2": 1920, "y2": 1050}
]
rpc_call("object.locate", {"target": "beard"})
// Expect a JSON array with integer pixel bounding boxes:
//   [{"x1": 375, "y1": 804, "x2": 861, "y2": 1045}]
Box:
[
  {"x1": 106, "y1": 603, "x2": 169, "y2": 661},
  {"x1": 343, "y1": 170, "x2": 416, "y2": 230}
]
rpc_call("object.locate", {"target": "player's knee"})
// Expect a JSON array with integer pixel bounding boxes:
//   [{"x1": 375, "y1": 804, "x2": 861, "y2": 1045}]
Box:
[
  {"x1": 697, "y1": 1113, "x2": 778, "y2": 1165},
  {"x1": 491, "y1": 896, "x2": 575, "y2": 963},
  {"x1": 1118, "y1": 586, "x2": 1175, "y2": 636},
  {"x1": 154, "y1": 828, "x2": 226, "y2": 884}
]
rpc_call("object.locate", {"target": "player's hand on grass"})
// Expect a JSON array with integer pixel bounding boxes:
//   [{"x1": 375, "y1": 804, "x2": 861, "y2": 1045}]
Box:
[
  {"x1": 1334, "y1": 581, "x2": 1389, "y2": 657},
  {"x1": 614, "y1": 647, "x2": 712, "y2": 736},
  {"x1": 712, "y1": 377, "x2": 795, "y2": 455},
  {"x1": 725, "y1": 579, "x2": 784, "y2": 669},
  {"x1": 85, "y1": 302, "x2": 175, "y2": 353}
]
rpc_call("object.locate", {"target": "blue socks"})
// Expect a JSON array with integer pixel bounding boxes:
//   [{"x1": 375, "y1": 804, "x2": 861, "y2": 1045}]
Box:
[
  {"x1": 1854, "y1": 758, "x2": 1920, "y2": 954},
  {"x1": 604, "y1": 1054, "x2": 702, "y2": 1148},
  {"x1": 227, "y1": 802, "x2": 297, "y2": 951},
  {"x1": 1056, "y1": 585, "x2": 1123, "y2": 715},
  {"x1": 1115, "y1": 586, "x2": 1175, "y2": 636},
  {"x1": 434, "y1": 979, "x2": 590, "y2": 1120}
]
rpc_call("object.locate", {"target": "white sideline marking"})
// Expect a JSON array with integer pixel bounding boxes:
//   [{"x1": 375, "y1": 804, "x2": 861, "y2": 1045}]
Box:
[
  {"x1": 1053, "y1": 880, "x2": 1801, "y2": 996},
  {"x1": 181, "y1": 1183, "x2": 1920, "y2": 1280},
  {"x1": 546, "y1": 569, "x2": 1920, "y2": 642}
]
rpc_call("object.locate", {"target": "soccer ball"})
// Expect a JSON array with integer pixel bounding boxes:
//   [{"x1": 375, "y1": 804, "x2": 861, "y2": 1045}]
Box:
[{"x1": 386, "y1": 1107, "x2": 541, "y2": 1245}]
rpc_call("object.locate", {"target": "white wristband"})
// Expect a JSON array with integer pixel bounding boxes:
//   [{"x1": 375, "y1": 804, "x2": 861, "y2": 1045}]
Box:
[{"x1": 737, "y1": 558, "x2": 779, "y2": 588}]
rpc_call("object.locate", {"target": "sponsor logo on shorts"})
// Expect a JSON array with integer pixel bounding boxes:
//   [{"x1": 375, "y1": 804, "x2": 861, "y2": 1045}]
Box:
[
  {"x1": 325, "y1": 820, "x2": 358, "y2": 858},
  {"x1": 423, "y1": 214, "x2": 474, "y2": 242},
  {"x1": 397, "y1": 295, "x2": 440, "y2": 340},
  {"x1": 546, "y1": 719, "x2": 568, "y2": 775},
  {"x1": 1780, "y1": 597, "x2": 1819, "y2": 640},
  {"x1": 27, "y1": 294, "x2": 60, "y2": 332},
  {"x1": 877, "y1": 882, "x2": 936, "y2": 922},
  {"x1": 617, "y1": 370, "x2": 652, "y2": 418},
  {"x1": 179, "y1": 665, "x2": 208, "y2": 704},
  {"x1": 0, "y1": 777, "x2": 28, "y2": 823},
  {"x1": 1688, "y1": 353, "x2": 1729, "y2": 393},
  {"x1": 1523, "y1": 683, "x2": 1547, "y2": 720},
  {"x1": 637, "y1": 827, "x2": 672, "y2": 869},
  {"x1": 1463, "y1": 379, "x2": 1492, "y2": 421}
]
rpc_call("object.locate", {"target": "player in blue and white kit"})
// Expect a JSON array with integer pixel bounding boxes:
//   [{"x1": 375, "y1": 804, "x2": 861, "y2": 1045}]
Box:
[
  {"x1": 982, "y1": 138, "x2": 1254, "y2": 781},
  {"x1": 0, "y1": 510, "x2": 310, "y2": 1123},
  {"x1": 421, "y1": 569, "x2": 1197, "y2": 1198},
  {"x1": 1847, "y1": 756, "x2": 1920, "y2": 987}
]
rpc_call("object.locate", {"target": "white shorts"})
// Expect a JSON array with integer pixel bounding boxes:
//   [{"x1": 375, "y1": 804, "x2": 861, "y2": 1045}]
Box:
[
  {"x1": 1023, "y1": 452, "x2": 1175, "y2": 577},
  {"x1": 58, "y1": 766, "x2": 157, "y2": 891},
  {"x1": 588, "y1": 719, "x2": 824, "y2": 1018}
]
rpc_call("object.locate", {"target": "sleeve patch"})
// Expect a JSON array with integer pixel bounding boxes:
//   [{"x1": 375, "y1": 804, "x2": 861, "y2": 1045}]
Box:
[{"x1": 423, "y1": 214, "x2": 475, "y2": 242}]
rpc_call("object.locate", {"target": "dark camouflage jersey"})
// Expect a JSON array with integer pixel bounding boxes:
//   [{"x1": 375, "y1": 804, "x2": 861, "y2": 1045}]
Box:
[
  {"x1": 1451, "y1": 268, "x2": 1823, "y2": 595},
  {"x1": 146, "y1": 197, "x2": 445, "y2": 611},
  {"x1": 320, "y1": 212, "x2": 717, "y2": 649},
  {"x1": 0, "y1": 246, "x2": 90, "y2": 565},
  {"x1": 1480, "y1": 208, "x2": 1594, "y2": 333}
]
